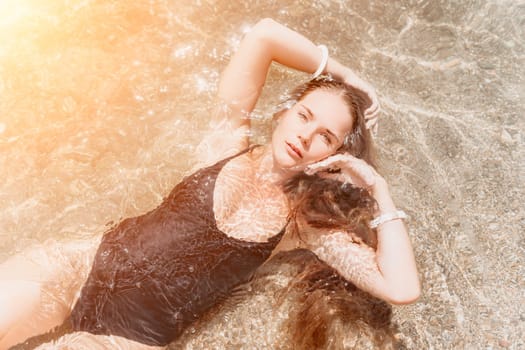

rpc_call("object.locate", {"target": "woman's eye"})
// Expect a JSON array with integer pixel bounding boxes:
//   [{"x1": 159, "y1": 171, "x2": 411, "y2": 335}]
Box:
[
  {"x1": 298, "y1": 112, "x2": 308, "y2": 121},
  {"x1": 321, "y1": 133, "x2": 332, "y2": 144}
]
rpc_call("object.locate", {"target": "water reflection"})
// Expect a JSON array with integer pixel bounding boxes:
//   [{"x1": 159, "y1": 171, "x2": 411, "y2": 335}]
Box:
[{"x1": 0, "y1": 0, "x2": 523, "y2": 349}]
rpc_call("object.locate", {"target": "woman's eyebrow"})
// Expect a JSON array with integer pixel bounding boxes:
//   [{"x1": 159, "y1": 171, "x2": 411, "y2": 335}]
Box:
[{"x1": 301, "y1": 104, "x2": 341, "y2": 143}]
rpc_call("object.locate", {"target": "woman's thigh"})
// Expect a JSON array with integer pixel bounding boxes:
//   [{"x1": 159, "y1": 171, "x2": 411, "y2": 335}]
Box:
[
  {"x1": 0, "y1": 236, "x2": 101, "y2": 349},
  {"x1": 35, "y1": 332, "x2": 166, "y2": 350}
]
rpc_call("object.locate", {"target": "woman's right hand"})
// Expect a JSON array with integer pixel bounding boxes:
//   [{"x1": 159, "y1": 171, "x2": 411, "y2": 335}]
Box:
[{"x1": 304, "y1": 153, "x2": 378, "y2": 190}]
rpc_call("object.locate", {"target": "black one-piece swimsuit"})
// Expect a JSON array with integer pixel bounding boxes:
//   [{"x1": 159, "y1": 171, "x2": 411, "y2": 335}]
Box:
[{"x1": 40, "y1": 147, "x2": 284, "y2": 347}]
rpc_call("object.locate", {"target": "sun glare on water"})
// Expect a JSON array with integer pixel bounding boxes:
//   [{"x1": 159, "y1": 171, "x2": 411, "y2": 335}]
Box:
[
  {"x1": 0, "y1": 0, "x2": 183, "y2": 245},
  {"x1": 0, "y1": 0, "x2": 66, "y2": 39},
  {"x1": 0, "y1": 0, "x2": 104, "y2": 133},
  {"x1": 0, "y1": 0, "x2": 34, "y2": 28}
]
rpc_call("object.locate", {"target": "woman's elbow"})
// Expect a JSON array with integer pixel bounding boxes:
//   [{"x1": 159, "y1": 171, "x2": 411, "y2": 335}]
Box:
[
  {"x1": 249, "y1": 18, "x2": 280, "y2": 41},
  {"x1": 387, "y1": 285, "x2": 421, "y2": 305},
  {"x1": 254, "y1": 18, "x2": 277, "y2": 30}
]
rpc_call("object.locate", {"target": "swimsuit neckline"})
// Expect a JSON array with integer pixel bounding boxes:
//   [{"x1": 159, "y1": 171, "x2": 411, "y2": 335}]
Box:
[{"x1": 210, "y1": 145, "x2": 287, "y2": 244}]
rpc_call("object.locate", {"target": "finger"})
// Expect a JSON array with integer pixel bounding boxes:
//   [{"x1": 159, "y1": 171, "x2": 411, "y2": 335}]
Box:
[
  {"x1": 364, "y1": 99, "x2": 379, "y2": 118},
  {"x1": 314, "y1": 154, "x2": 347, "y2": 167},
  {"x1": 307, "y1": 156, "x2": 363, "y2": 176},
  {"x1": 316, "y1": 171, "x2": 347, "y2": 183},
  {"x1": 342, "y1": 155, "x2": 375, "y2": 172},
  {"x1": 371, "y1": 101, "x2": 380, "y2": 116},
  {"x1": 304, "y1": 154, "x2": 348, "y2": 174},
  {"x1": 304, "y1": 161, "x2": 341, "y2": 175},
  {"x1": 307, "y1": 155, "x2": 377, "y2": 188},
  {"x1": 364, "y1": 107, "x2": 378, "y2": 123},
  {"x1": 365, "y1": 117, "x2": 377, "y2": 131}
]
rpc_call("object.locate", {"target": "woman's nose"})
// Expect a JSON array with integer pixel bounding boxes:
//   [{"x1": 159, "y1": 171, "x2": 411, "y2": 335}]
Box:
[
  {"x1": 298, "y1": 126, "x2": 314, "y2": 148},
  {"x1": 298, "y1": 135, "x2": 308, "y2": 148}
]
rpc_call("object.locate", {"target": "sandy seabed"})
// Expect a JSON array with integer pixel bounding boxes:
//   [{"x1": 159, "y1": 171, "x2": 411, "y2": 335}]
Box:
[{"x1": 0, "y1": 0, "x2": 523, "y2": 349}]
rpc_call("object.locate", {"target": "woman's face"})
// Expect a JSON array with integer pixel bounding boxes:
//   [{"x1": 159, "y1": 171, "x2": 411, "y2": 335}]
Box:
[{"x1": 271, "y1": 89, "x2": 353, "y2": 171}]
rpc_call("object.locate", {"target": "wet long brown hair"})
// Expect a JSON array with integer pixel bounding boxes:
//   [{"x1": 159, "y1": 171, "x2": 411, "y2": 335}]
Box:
[
  {"x1": 273, "y1": 250, "x2": 399, "y2": 350},
  {"x1": 280, "y1": 175, "x2": 399, "y2": 349},
  {"x1": 283, "y1": 173, "x2": 377, "y2": 248},
  {"x1": 276, "y1": 78, "x2": 399, "y2": 349}
]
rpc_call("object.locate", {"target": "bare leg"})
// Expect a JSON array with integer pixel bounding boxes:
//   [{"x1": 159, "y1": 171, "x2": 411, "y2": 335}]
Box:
[
  {"x1": 34, "y1": 332, "x2": 167, "y2": 350},
  {"x1": 0, "y1": 237, "x2": 101, "y2": 350}
]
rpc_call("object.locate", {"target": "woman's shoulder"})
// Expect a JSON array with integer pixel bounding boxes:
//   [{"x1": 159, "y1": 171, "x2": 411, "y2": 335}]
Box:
[
  {"x1": 193, "y1": 131, "x2": 248, "y2": 167},
  {"x1": 191, "y1": 112, "x2": 251, "y2": 172}
]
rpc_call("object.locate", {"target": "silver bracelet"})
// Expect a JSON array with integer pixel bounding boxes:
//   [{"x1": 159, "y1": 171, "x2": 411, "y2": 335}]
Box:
[
  {"x1": 311, "y1": 45, "x2": 329, "y2": 79},
  {"x1": 369, "y1": 210, "x2": 407, "y2": 229}
]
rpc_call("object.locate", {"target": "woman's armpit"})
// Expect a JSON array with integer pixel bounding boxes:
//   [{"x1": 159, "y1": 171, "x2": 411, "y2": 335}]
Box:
[{"x1": 192, "y1": 118, "x2": 250, "y2": 171}]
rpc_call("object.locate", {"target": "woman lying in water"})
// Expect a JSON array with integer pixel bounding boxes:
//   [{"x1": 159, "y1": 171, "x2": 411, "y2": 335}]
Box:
[
  {"x1": 0, "y1": 18, "x2": 420, "y2": 349},
  {"x1": 172, "y1": 174, "x2": 400, "y2": 349}
]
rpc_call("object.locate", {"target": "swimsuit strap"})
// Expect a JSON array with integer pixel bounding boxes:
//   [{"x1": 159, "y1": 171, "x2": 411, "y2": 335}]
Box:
[{"x1": 213, "y1": 144, "x2": 261, "y2": 168}]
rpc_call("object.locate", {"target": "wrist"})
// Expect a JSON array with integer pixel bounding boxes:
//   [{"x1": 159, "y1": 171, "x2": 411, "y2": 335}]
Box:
[
  {"x1": 311, "y1": 45, "x2": 329, "y2": 79},
  {"x1": 370, "y1": 178, "x2": 397, "y2": 213},
  {"x1": 325, "y1": 57, "x2": 347, "y2": 81},
  {"x1": 369, "y1": 210, "x2": 407, "y2": 229},
  {"x1": 370, "y1": 176, "x2": 389, "y2": 196}
]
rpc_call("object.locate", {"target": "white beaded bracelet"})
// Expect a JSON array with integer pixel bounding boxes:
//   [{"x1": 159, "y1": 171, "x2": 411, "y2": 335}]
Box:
[
  {"x1": 311, "y1": 44, "x2": 329, "y2": 79},
  {"x1": 369, "y1": 210, "x2": 407, "y2": 229}
]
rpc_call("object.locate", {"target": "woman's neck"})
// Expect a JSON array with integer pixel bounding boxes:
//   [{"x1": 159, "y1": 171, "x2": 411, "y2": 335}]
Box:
[{"x1": 252, "y1": 144, "x2": 297, "y2": 185}]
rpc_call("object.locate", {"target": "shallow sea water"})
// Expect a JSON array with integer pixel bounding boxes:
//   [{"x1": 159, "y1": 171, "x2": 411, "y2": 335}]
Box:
[{"x1": 0, "y1": 0, "x2": 523, "y2": 349}]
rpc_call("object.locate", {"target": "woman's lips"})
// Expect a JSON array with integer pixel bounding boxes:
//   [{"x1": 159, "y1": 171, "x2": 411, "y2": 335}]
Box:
[{"x1": 286, "y1": 142, "x2": 303, "y2": 159}]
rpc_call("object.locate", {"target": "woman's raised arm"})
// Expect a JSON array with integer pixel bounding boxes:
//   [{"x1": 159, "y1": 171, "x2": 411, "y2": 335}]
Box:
[
  {"x1": 196, "y1": 18, "x2": 379, "y2": 166},
  {"x1": 218, "y1": 18, "x2": 379, "y2": 127},
  {"x1": 197, "y1": 18, "x2": 333, "y2": 164},
  {"x1": 218, "y1": 18, "x2": 329, "y2": 129}
]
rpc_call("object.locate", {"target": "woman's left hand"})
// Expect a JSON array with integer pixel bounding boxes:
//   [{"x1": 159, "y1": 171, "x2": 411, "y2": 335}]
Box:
[
  {"x1": 341, "y1": 69, "x2": 380, "y2": 134},
  {"x1": 304, "y1": 153, "x2": 379, "y2": 189}
]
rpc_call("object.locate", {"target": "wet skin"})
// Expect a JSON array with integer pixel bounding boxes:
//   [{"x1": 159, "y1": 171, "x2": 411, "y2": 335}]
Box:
[{"x1": 271, "y1": 90, "x2": 354, "y2": 172}]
